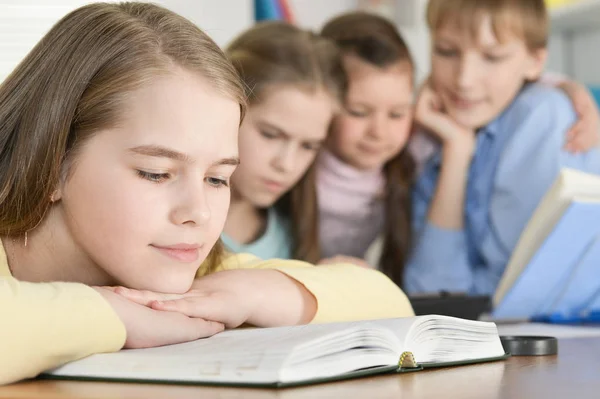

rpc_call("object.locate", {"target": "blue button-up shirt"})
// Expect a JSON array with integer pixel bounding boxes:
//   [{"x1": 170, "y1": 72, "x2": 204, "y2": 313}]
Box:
[{"x1": 404, "y1": 83, "x2": 600, "y2": 295}]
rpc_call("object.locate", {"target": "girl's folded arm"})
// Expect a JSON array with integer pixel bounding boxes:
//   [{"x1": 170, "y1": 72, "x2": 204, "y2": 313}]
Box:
[{"x1": 0, "y1": 277, "x2": 125, "y2": 385}]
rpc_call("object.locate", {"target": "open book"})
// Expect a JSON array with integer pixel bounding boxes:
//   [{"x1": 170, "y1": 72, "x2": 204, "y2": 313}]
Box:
[
  {"x1": 44, "y1": 315, "x2": 506, "y2": 387},
  {"x1": 493, "y1": 169, "x2": 600, "y2": 320}
]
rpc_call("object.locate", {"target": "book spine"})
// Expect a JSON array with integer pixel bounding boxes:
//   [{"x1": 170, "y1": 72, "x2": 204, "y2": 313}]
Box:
[{"x1": 398, "y1": 351, "x2": 419, "y2": 370}]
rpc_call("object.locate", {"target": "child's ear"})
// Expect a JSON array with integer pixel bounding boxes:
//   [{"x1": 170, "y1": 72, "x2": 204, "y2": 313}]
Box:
[
  {"x1": 51, "y1": 161, "x2": 72, "y2": 203},
  {"x1": 524, "y1": 48, "x2": 548, "y2": 81},
  {"x1": 50, "y1": 188, "x2": 62, "y2": 203}
]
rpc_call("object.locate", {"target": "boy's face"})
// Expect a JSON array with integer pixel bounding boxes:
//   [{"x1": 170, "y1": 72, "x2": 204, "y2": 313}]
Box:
[{"x1": 430, "y1": 15, "x2": 547, "y2": 129}]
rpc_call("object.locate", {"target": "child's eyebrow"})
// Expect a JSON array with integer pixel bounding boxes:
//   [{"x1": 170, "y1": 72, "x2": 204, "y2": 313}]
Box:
[
  {"x1": 433, "y1": 36, "x2": 457, "y2": 44},
  {"x1": 260, "y1": 121, "x2": 290, "y2": 138},
  {"x1": 212, "y1": 157, "x2": 240, "y2": 167},
  {"x1": 128, "y1": 145, "x2": 190, "y2": 162},
  {"x1": 128, "y1": 145, "x2": 240, "y2": 167},
  {"x1": 303, "y1": 138, "x2": 325, "y2": 145},
  {"x1": 261, "y1": 121, "x2": 324, "y2": 143}
]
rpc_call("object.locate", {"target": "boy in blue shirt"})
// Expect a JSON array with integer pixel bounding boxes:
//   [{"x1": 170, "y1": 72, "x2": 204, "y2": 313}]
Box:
[{"x1": 405, "y1": 0, "x2": 600, "y2": 295}]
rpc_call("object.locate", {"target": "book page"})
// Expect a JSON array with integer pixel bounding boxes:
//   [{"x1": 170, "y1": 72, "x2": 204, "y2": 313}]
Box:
[
  {"x1": 362, "y1": 316, "x2": 504, "y2": 364},
  {"x1": 47, "y1": 321, "x2": 401, "y2": 385},
  {"x1": 47, "y1": 324, "x2": 341, "y2": 384},
  {"x1": 357, "y1": 316, "x2": 421, "y2": 344},
  {"x1": 370, "y1": 315, "x2": 503, "y2": 364},
  {"x1": 47, "y1": 317, "x2": 506, "y2": 384}
]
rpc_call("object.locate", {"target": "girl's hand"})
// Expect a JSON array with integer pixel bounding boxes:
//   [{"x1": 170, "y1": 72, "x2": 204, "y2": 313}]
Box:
[
  {"x1": 414, "y1": 80, "x2": 476, "y2": 159},
  {"x1": 318, "y1": 255, "x2": 372, "y2": 268},
  {"x1": 558, "y1": 81, "x2": 600, "y2": 153},
  {"x1": 110, "y1": 269, "x2": 317, "y2": 329},
  {"x1": 94, "y1": 287, "x2": 224, "y2": 349}
]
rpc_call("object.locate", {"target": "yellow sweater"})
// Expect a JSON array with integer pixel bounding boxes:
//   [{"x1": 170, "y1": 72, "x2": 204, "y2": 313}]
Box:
[{"x1": 0, "y1": 249, "x2": 413, "y2": 385}]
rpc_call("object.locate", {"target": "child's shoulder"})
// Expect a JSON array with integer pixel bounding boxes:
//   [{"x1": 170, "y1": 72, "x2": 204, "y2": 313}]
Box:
[
  {"x1": 497, "y1": 83, "x2": 576, "y2": 139},
  {"x1": 495, "y1": 83, "x2": 579, "y2": 171},
  {"x1": 506, "y1": 82, "x2": 575, "y2": 122}
]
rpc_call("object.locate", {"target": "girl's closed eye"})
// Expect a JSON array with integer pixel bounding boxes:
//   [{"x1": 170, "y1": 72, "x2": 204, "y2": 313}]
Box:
[
  {"x1": 206, "y1": 176, "x2": 230, "y2": 188},
  {"x1": 260, "y1": 130, "x2": 278, "y2": 140},
  {"x1": 484, "y1": 53, "x2": 508, "y2": 63},
  {"x1": 136, "y1": 170, "x2": 170, "y2": 183},
  {"x1": 434, "y1": 46, "x2": 458, "y2": 58},
  {"x1": 346, "y1": 108, "x2": 369, "y2": 118},
  {"x1": 301, "y1": 141, "x2": 322, "y2": 152}
]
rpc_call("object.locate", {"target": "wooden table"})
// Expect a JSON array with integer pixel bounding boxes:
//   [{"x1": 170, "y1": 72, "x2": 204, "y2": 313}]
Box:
[{"x1": 1, "y1": 337, "x2": 599, "y2": 399}]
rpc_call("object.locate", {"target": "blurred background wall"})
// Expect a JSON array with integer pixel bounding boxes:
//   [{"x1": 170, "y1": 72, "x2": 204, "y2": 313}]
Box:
[{"x1": 1, "y1": 0, "x2": 599, "y2": 103}]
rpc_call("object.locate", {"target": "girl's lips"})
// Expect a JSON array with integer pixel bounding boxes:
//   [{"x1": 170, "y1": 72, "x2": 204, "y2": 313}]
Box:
[
  {"x1": 358, "y1": 143, "x2": 385, "y2": 155},
  {"x1": 262, "y1": 179, "x2": 285, "y2": 193},
  {"x1": 151, "y1": 244, "x2": 201, "y2": 263}
]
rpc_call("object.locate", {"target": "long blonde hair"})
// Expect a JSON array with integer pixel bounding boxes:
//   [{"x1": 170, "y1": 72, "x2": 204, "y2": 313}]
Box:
[{"x1": 0, "y1": 2, "x2": 245, "y2": 271}]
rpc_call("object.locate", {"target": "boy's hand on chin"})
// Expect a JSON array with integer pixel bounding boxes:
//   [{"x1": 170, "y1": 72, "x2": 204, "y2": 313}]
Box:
[
  {"x1": 110, "y1": 269, "x2": 317, "y2": 329},
  {"x1": 93, "y1": 287, "x2": 224, "y2": 349},
  {"x1": 415, "y1": 80, "x2": 476, "y2": 159}
]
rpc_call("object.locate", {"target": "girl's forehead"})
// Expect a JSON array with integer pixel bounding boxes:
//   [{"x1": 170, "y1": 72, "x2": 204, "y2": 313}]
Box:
[{"x1": 344, "y1": 54, "x2": 412, "y2": 80}]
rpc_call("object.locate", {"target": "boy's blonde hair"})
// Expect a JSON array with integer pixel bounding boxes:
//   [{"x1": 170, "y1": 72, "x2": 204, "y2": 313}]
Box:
[{"x1": 427, "y1": 0, "x2": 548, "y2": 50}]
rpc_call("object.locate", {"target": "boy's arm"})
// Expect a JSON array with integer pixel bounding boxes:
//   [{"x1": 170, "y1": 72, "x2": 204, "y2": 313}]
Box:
[
  {"x1": 403, "y1": 163, "x2": 475, "y2": 294},
  {"x1": 539, "y1": 71, "x2": 567, "y2": 86},
  {"x1": 541, "y1": 72, "x2": 600, "y2": 152},
  {"x1": 0, "y1": 277, "x2": 126, "y2": 385},
  {"x1": 404, "y1": 83, "x2": 477, "y2": 294}
]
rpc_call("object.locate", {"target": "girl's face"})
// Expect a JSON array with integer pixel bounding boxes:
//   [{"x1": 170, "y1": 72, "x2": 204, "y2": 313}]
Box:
[
  {"x1": 328, "y1": 55, "x2": 414, "y2": 170},
  {"x1": 232, "y1": 86, "x2": 335, "y2": 207},
  {"x1": 55, "y1": 68, "x2": 240, "y2": 293}
]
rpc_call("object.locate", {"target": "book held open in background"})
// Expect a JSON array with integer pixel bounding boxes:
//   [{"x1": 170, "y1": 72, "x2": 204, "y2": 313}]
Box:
[
  {"x1": 493, "y1": 169, "x2": 600, "y2": 322},
  {"x1": 43, "y1": 315, "x2": 506, "y2": 387}
]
